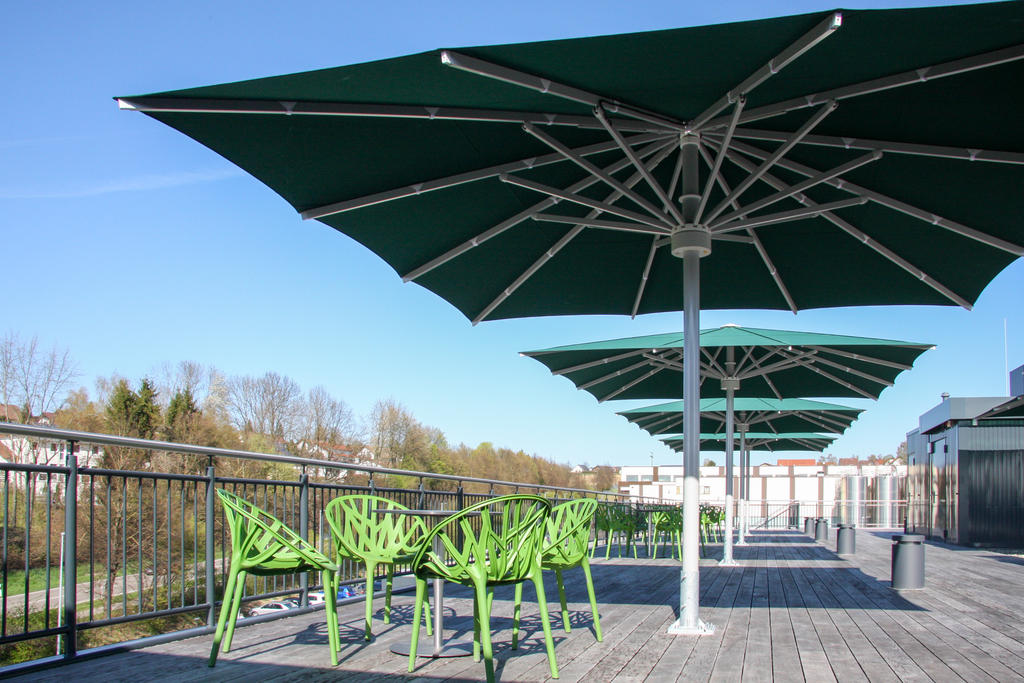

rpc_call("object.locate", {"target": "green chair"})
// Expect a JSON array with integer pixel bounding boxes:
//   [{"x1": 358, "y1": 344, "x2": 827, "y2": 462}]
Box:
[
  {"x1": 650, "y1": 507, "x2": 683, "y2": 560},
  {"x1": 513, "y1": 498, "x2": 602, "y2": 644},
  {"x1": 209, "y1": 488, "x2": 340, "y2": 667},
  {"x1": 591, "y1": 503, "x2": 614, "y2": 559},
  {"x1": 323, "y1": 494, "x2": 432, "y2": 641},
  {"x1": 407, "y1": 495, "x2": 558, "y2": 683}
]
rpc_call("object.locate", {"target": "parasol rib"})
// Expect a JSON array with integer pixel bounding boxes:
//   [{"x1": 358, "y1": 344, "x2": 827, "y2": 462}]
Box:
[
  {"x1": 531, "y1": 214, "x2": 669, "y2": 236},
  {"x1": 440, "y1": 51, "x2": 686, "y2": 132},
  {"x1": 523, "y1": 123, "x2": 675, "y2": 223},
  {"x1": 476, "y1": 142, "x2": 678, "y2": 321},
  {"x1": 501, "y1": 175, "x2": 675, "y2": 230},
  {"x1": 810, "y1": 347, "x2": 916, "y2": 371},
  {"x1": 731, "y1": 128, "x2": 1024, "y2": 166},
  {"x1": 541, "y1": 348, "x2": 649, "y2": 374},
  {"x1": 687, "y1": 11, "x2": 842, "y2": 132},
  {"x1": 730, "y1": 137, "x2": 1024, "y2": 255},
  {"x1": 115, "y1": 96, "x2": 662, "y2": 133},
  {"x1": 401, "y1": 138, "x2": 673, "y2": 282},
  {"x1": 711, "y1": 197, "x2": 869, "y2": 233},
  {"x1": 696, "y1": 98, "x2": 746, "y2": 224},
  {"x1": 703, "y1": 43, "x2": 1024, "y2": 130},
  {"x1": 631, "y1": 237, "x2": 660, "y2": 318},
  {"x1": 472, "y1": 225, "x2": 585, "y2": 324},
  {"x1": 594, "y1": 105, "x2": 687, "y2": 226},
  {"x1": 304, "y1": 132, "x2": 670, "y2": 220},
  {"x1": 774, "y1": 352, "x2": 879, "y2": 399},
  {"x1": 705, "y1": 100, "x2": 837, "y2": 223},
  {"x1": 719, "y1": 144, "x2": 977, "y2": 308},
  {"x1": 696, "y1": 142, "x2": 798, "y2": 312},
  {"x1": 709, "y1": 150, "x2": 882, "y2": 228}
]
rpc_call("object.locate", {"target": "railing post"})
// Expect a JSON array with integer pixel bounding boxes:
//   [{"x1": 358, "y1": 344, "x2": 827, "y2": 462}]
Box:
[
  {"x1": 205, "y1": 464, "x2": 216, "y2": 627},
  {"x1": 299, "y1": 471, "x2": 309, "y2": 607},
  {"x1": 62, "y1": 440, "x2": 78, "y2": 659},
  {"x1": 456, "y1": 482, "x2": 464, "y2": 512}
]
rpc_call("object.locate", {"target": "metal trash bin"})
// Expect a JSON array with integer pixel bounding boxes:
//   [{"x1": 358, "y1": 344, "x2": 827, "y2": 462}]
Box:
[
  {"x1": 814, "y1": 518, "x2": 829, "y2": 541},
  {"x1": 804, "y1": 517, "x2": 814, "y2": 535},
  {"x1": 837, "y1": 524, "x2": 855, "y2": 555},
  {"x1": 891, "y1": 534, "x2": 925, "y2": 589}
]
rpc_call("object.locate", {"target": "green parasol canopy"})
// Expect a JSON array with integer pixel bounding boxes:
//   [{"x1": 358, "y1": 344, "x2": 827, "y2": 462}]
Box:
[
  {"x1": 117, "y1": 3, "x2": 1024, "y2": 317},
  {"x1": 663, "y1": 432, "x2": 837, "y2": 453},
  {"x1": 523, "y1": 324, "x2": 930, "y2": 401},
  {"x1": 118, "y1": 0, "x2": 1024, "y2": 636},
  {"x1": 619, "y1": 397, "x2": 863, "y2": 435}
]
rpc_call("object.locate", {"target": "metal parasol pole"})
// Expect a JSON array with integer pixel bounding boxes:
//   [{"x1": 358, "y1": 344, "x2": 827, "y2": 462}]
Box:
[
  {"x1": 721, "y1": 350, "x2": 738, "y2": 566},
  {"x1": 737, "y1": 425, "x2": 749, "y2": 545},
  {"x1": 669, "y1": 135, "x2": 714, "y2": 635}
]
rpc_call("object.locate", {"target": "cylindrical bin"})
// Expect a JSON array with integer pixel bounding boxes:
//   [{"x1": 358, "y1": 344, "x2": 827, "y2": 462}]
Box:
[
  {"x1": 804, "y1": 517, "x2": 814, "y2": 535},
  {"x1": 814, "y1": 518, "x2": 829, "y2": 541},
  {"x1": 891, "y1": 534, "x2": 925, "y2": 589},
  {"x1": 837, "y1": 524, "x2": 855, "y2": 555}
]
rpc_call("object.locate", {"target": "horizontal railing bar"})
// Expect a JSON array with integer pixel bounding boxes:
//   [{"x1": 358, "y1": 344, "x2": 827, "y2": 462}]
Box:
[
  {"x1": 0, "y1": 423, "x2": 625, "y2": 498},
  {"x1": 0, "y1": 462, "x2": 70, "y2": 475},
  {"x1": 80, "y1": 467, "x2": 207, "y2": 483}
]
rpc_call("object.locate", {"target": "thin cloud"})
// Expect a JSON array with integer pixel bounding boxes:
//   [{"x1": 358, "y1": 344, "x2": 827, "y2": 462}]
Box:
[{"x1": 0, "y1": 167, "x2": 244, "y2": 199}]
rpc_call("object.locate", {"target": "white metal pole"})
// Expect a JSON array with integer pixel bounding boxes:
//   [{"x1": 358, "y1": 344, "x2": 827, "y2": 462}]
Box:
[
  {"x1": 737, "y1": 427, "x2": 749, "y2": 545},
  {"x1": 668, "y1": 135, "x2": 713, "y2": 636},
  {"x1": 721, "y1": 350, "x2": 737, "y2": 566}
]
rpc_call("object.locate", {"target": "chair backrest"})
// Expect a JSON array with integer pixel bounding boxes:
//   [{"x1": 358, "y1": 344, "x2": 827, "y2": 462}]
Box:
[
  {"x1": 216, "y1": 488, "x2": 333, "y2": 569},
  {"x1": 412, "y1": 495, "x2": 551, "y2": 584},
  {"x1": 323, "y1": 494, "x2": 428, "y2": 564},
  {"x1": 542, "y1": 498, "x2": 597, "y2": 567}
]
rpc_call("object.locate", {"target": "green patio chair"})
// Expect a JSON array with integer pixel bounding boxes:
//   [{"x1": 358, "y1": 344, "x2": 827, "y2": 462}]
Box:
[
  {"x1": 323, "y1": 494, "x2": 432, "y2": 641},
  {"x1": 209, "y1": 488, "x2": 340, "y2": 667},
  {"x1": 591, "y1": 503, "x2": 614, "y2": 559},
  {"x1": 512, "y1": 498, "x2": 602, "y2": 644},
  {"x1": 407, "y1": 495, "x2": 558, "y2": 683},
  {"x1": 650, "y1": 508, "x2": 682, "y2": 560}
]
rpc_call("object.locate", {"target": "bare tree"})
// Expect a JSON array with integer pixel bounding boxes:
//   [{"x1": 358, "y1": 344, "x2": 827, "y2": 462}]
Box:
[
  {"x1": 297, "y1": 385, "x2": 355, "y2": 453},
  {"x1": 367, "y1": 398, "x2": 427, "y2": 469},
  {"x1": 226, "y1": 371, "x2": 303, "y2": 439}
]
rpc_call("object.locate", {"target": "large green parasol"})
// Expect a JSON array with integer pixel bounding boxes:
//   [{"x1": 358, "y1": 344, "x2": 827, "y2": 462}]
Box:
[
  {"x1": 619, "y1": 397, "x2": 863, "y2": 435},
  {"x1": 118, "y1": 2, "x2": 1024, "y2": 634},
  {"x1": 522, "y1": 325, "x2": 930, "y2": 402},
  {"x1": 663, "y1": 432, "x2": 838, "y2": 452}
]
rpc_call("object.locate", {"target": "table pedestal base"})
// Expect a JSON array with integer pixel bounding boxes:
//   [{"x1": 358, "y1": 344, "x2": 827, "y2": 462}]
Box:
[{"x1": 391, "y1": 635, "x2": 476, "y2": 658}]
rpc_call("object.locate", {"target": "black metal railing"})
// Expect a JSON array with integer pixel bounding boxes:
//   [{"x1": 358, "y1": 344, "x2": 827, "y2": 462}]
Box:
[{"x1": 0, "y1": 422, "x2": 637, "y2": 674}]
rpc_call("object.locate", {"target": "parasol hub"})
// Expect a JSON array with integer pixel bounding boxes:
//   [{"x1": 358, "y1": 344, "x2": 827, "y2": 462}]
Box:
[
  {"x1": 671, "y1": 225, "x2": 711, "y2": 258},
  {"x1": 721, "y1": 377, "x2": 740, "y2": 391}
]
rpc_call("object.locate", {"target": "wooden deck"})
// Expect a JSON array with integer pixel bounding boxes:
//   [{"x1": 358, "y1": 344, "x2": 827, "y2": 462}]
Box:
[{"x1": 15, "y1": 530, "x2": 1024, "y2": 682}]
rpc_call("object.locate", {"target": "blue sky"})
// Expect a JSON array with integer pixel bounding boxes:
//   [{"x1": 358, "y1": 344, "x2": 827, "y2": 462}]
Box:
[{"x1": 2, "y1": 0, "x2": 1020, "y2": 467}]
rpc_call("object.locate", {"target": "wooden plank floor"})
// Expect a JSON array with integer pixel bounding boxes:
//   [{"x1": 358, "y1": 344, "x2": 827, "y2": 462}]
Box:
[{"x1": 15, "y1": 530, "x2": 1024, "y2": 682}]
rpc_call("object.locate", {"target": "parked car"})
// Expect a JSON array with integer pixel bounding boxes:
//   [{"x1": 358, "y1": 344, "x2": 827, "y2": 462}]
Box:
[
  {"x1": 307, "y1": 591, "x2": 325, "y2": 605},
  {"x1": 250, "y1": 599, "x2": 299, "y2": 616}
]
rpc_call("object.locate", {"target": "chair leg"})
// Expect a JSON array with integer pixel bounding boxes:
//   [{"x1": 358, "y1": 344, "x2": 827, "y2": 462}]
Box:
[
  {"x1": 323, "y1": 570, "x2": 340, "y2": 666},
  {"x1": 408, "y1": 576, "x2": 427, "y2": 673},
  {"x1": 556, "y1": 570, "x2": 570, "y2": 632},
  {"x1": 384, "y1": 567, "x2": 394, "y2": 624},
  {"x1": 581, "y1": 556, "x2": 602, "y2": 642},
  {"x1": 363, "y1": 562, "x2": 377, "y2": 641},
  {"x1": 511, "y1": 582, "x2": 523, "y2": 649},
  {"x1": 208, "y1": 563, "x2": 240, "y2": 667},
  {"x1": 473, "y1": 592, "x2": 481, "y2": 662},
  {"x1": 222, "y1": 569, "x2": 247, "y2": 653},
  {"x1": 531, "y1": 570, "x2": 560, "y2": 680},
  {"x1": 423, "y1": 581, "x2": 433, "y2": 636},
  {"x1": 474, "y1": 581, "x2": 495, "y2": 683}
]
